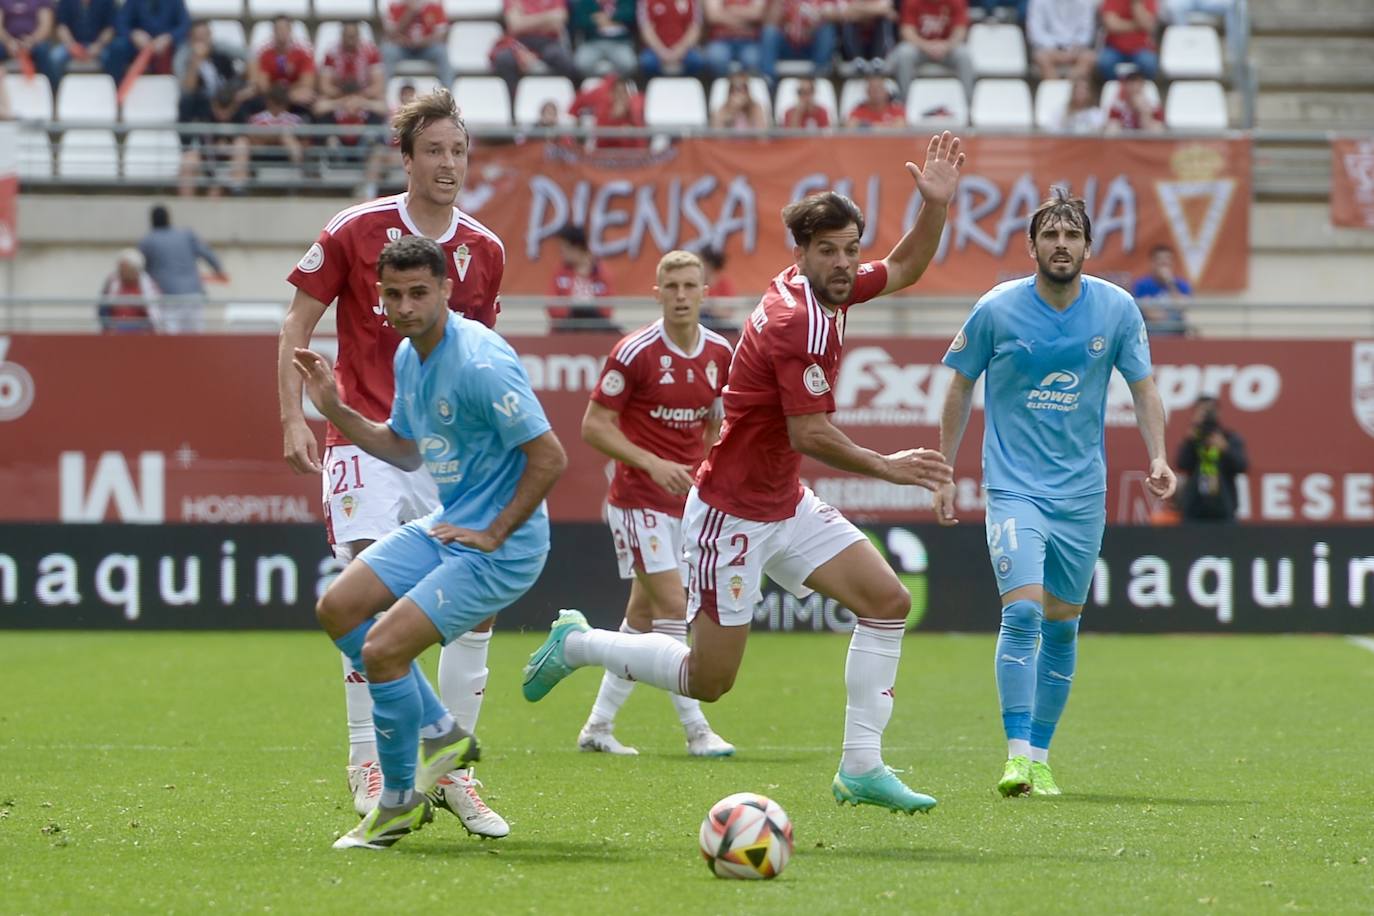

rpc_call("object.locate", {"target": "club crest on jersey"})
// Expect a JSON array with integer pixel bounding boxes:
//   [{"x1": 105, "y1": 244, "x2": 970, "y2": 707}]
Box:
[
  {"x1": 648, "y1": 535, "x2": 661, "y2": 555},
  {"x1": 436, "y1": 397, "x2": 454, "y2": 424},
  {"x1": 949, "y1": 329, "x2": 967, "y2": 353},
  {"x1": 659, "y1": 354, "x2": 674, "y2": 384},
  {"x1": 705, "y1": 360, "x2": 718, "y2": 388},
  {"x1": 386, "y1": 227, "x2": 402, "y2": 242},
  {"x1": 341, "y1": 494, "x2": 357, "y2": 518},
  {"x1": 686, "y1": 367, "x2": 694, "y2": 383},
  {"x1": 803, "y1": 363, "x2": 830, "y2": 396},
  {"x1": 453, "y1": 244, "x2": 471, "y2": 282},
  {"x1": 1089, "y1": 335, "x2": 1107, "y2": 357},
  {"x1": 996, "y1": 555, "x2": 1013, "y2": 577},
  {"x1": 601, "y1": 369, "x2": 626, "y2": 397},
  {"x1": 297, "y1": 242, "x2": 324, "y2": 273}
]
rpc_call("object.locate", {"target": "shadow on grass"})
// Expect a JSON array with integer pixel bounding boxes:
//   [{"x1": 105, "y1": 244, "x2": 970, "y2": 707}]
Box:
[
  {"x1": 1050, "y1": 793, "x2": 1254, "y2": 807},
  {"x1": 811, "y1": 846, "x2": 1114, "y2": 865},
  {"x1": 404, "y1": 838, "x2": 653, "y2": 863}
]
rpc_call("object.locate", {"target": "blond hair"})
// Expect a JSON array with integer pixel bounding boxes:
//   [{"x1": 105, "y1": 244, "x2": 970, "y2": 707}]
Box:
[
  {"x1": 656, "y1": 250, "x2": 705, "y2": 284},
  {"x1": 391, "y1": 88, "x2": 468, "y2": 157}
]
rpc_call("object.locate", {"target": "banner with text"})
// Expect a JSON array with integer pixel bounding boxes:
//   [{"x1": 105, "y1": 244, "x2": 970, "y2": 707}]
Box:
[
  {"x1": 1, "y1": 335, "x2": 1372, "y2": 525},
  {"x1": 1331, "y1": 137, "x2": 1374, "y2": 229},
  {"x1": 462, "y1": 136, "x2": 1251, "y2": 294}
]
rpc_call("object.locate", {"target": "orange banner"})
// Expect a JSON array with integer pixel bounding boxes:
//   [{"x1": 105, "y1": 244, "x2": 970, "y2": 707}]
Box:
[
  {"x1": 464, "y1": 135, "x2": 1250, "y2": 296},
  {"x1": 1331, "y1": 138, "x2": 1374, "y2": 229}
]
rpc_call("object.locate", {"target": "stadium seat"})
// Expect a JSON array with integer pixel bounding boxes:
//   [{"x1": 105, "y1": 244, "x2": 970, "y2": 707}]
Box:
[
  {"x1": 313, "y1": 0, "x2": 375, "y2": 18},
  {"x1": 445, "y1": 0, "x2": 500, "y2": 17},
  {"x1": 121, "y1": 75, "x2": 179, "y2": 126},
  {"x1": 1100, "y1": 78, "x2": 1162, "y2": 112},
  {"x1": 449, "y1": 21, "x2": 503, "y2": 74},
  {"x1": 248, "y1": 18, "x2": 311, "y2": 52},
  {"x1": 313, "y1": 20, "x2": 376, "y2": 65},
  {"x1": 969, "y1": 78, "x2": 1033, "y2": 128},
  {"x1": 386, "y1": 75, "x2": 440, "y2": 109},
  {"x1": 208, "y1": 19, "x2": 248, "y2": 56},
  {"x1": 1033, "y1": 78, "x2": 1072, "y2": 130},
  {"x1": 838, "y1": 76, "x2": 899, "y2": 120},
  {"x1": 122, "y1": 129, "x2": 183, "y2": 180},
  {"x1": 185, "y1": 0, "x2": 243, "y2": 18},
  {"x1": 1160, "y1": 24, "x2": 1224, "y2": 80},
  {"x1": 513, "y1": 75, "x2": 576, "y2": 125},
  {"x1": 968, "y1": 23, "x2": 1027, "y2": 77},
  {"x1": 452, "y1": 76, "x2": 511, "y2": 127},
  {"x1": 644, "y1": 77, "x2": 708, "y2": 127},
  {"x1": 56, "y1": 74, "x2": 116, "y2": 121},
  {"x1": 225, "y1": 302, "x2": 287, "y2": 331},
  {"x1": 774, "y1": 77, "x2": 838, "y2": 125},
  {"x1": 1164, "y1": 79, "x2": 1229, "y2": 128},
  {"x1": 18, "y1": 133, "x2": 53, "y2": 179},
  {"x1": 58, "y1": 129, "x2": 119, "y2": 179},
  {"x1": 708, "y1": 75, "x2": 772, "y2": 125},
  {"x1": 4, "y1": 73, "x2": 54, "y2": 120},
  {"x1": 247, "y1": 0, "x2": 308, "y2": 18},
  {"x1": 906, "y1": 77, "x2": 968, "y2": 126}
]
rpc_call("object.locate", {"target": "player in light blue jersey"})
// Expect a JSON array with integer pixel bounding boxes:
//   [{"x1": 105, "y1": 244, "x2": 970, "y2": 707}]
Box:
[
  {"x1": 295, "y1": 236, "x2": 567, "y2": 849},
  {"x1": 937, "y1": 188, "x2": 1176, "y2": 798}
]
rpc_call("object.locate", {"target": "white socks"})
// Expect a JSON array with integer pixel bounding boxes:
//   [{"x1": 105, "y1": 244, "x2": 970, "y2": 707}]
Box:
[
  {"x1": 438, "y1": 629, "x2": 491, "y2": 733},
  {"x1": 840, "y1": 618, "x2": 905, "y2": 777},
  {"x1": 565, "y1": 627, "x2": 691, "y2": 695},
  {"x1": 342, "y1": 653, "x2": 377, "y2": 766},
  {"x1": 653, "y1": 619, "x2": 708, "y2": 728},
  {"x1": 1029, "y1": 746, "x2": 1049, "y2": 764},
  {"x1": 587, "y1": 620, "x2": 642, "y2": 725},
  {"x1": 1008, "y1": 738, "x2": 1032, "y2": 759}
]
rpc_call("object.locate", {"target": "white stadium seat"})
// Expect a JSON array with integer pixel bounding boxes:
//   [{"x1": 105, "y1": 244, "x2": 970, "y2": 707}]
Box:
[
  {"x1": 385, "y1": 75, "x2": 440, "y2": 109},
  {"x1": 186, "y1": 0, "x2": 243, "y2": 18},
  {"x1": 446, "y1": 0, "x2": 500, "y2": 17},
  {"x1": 449, "y1": 21, "x2": 503, "y2": 74},
  {"x1": 121, "y1": 75, "x2": 179, "y2": 126},
  {"x1": 248, "y1": 18, "x2": 311, "y2": 52},
  {"x1": 838, "y1": 76, "x2": 899, "y2": 120},
  {"x1": 906, "y1": 77, "x2": 968, "y2": 126},
  {"x1": 452, "y1": 76, "x2": 511, "y2": 127},
  {"x1": 313, "y1": 21, "x2": 376, "y2": 65},
  {"x1": 56, "y1": 74, "x2": 116, "y2": 121},
  {"x1": 123, "y1": 129, "x2": 183, "y2": 180},
  {"x1": 970, "y1": 78, "x2": 1033, "y2": 128},
  {"x1": 1160, "y1": 24, "x2": 1224, "y2": 80},
  {"x1": 708, "y1": 75, "x2": 772, "y2": 125},
  {"x1": 58, "y1": 129, "x2": 119, "y2": 179},
  {"x1": 208, "y1": 19, "x2": 247, "y2": 56},
  {"x1": 1033, "y1": 78, "x2": 1072, "y2": 129},
  {"x1": 1100, "y1": 78, "x2": 1162, "y2": 112},
  {"x1": 1165, "y1": 79, "x2": 1229, "y2": 129},
  {"x1": 644, "y1": 77, "x2": 708, "y2": 127},
  {"x1": 968, "y1": 23, "x2": 1027, "y2": 77},
  {"x1": 314, "y1": 0, "x2": 375, "y2": 18},
  {"x1": 225, "y1": 302, "x2": 287, "y2": 331},
  {"x1": 248, "y1": 0, "x2": 308, "y2": 18},
  {"x1": 514, "y1": 75, "x2": 576, "y2": 125},
  {"x1": 4, "y1": 73, "x2": 53, "y2": 120},
  {"x1": 774, "y1": 77, "x2": 838, "y2": 125},
  {"x1": 18, "y1": 133, "x2": 53, "y2": 179}
]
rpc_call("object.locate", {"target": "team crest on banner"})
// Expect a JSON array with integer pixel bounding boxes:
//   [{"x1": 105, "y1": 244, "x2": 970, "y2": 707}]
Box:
[
  {"x1": 454, "y1": 244, "x2": 471, "y2": 282},
  {"x1": 1353, "y1": 342, "x2": 1374, "y2": 438},
  {"x1": 1154, "y1": 146, "x2": 1235, "y2": 282}
]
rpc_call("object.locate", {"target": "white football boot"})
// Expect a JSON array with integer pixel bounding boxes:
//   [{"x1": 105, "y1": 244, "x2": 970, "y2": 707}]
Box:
[
  {"x1": 685, "y1": 723, "x2": 736, "y2": 757},
  {"x1": 429, "y1": 768, "x2": 510, "y2": 839},
  {"x1": 577, "y1": 721, "x2": 640, "y2": 756},
  {"x1": 346, "y1": 760, "x2": 382, "y2": 817}
]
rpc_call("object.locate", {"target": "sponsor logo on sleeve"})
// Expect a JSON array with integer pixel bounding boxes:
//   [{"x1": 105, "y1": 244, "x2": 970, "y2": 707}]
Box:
[
  {"x1": 803, "y1": 363, "x2": 831, "y2": 396},
  {"x1": 600, "y1": 369, "x2": 626, "y2": 397},
  {"x1": 296, "y1": 242, "x2": 324, "y2": 273}
]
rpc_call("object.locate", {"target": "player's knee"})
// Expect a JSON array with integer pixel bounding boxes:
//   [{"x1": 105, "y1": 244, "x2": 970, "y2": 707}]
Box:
[
  {"x1": 315, "y1": 590, "x2": 345, "y2": 631},
  {"x1": 1001, "y1": 598, "x2": 1043, "y2": 632},
  {"x1": 691, "y1": 668, "x2": 736, "y2": 703},
  {"x1": 859, "y1": 579, "x2": 911, "y2": 621},
  {"x1": 360, "y1": 635, "x2": 404, "y2": 682}
]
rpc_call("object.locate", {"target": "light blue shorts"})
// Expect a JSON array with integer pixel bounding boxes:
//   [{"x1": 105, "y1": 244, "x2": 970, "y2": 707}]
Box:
[
  {"x1": 984, "y1": 490, "x2": 1106, "y2": 606},
  {"x1": 359, "y1": 517, "x2": 547, "y2": 644}
]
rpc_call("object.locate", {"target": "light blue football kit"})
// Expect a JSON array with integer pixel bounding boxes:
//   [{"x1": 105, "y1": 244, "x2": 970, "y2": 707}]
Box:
[{"x1": 943, "y1": 273, "x2": 1152, "y2": 755}]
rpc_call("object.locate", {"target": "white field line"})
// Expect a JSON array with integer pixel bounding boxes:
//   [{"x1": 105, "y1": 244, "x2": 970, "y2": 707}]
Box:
[{"x1": 1346, "y1": 635, "x2": 1374, "y2": 655}]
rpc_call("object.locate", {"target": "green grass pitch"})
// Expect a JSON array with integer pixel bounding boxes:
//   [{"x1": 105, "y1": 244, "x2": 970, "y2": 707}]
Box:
[{"x1": 3, "y1": 631, "x2": 1372, "y2": 914}]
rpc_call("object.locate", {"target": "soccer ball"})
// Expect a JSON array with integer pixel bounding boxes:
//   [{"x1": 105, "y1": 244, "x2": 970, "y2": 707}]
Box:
[{"x1": 698, "y1": 793, "x2": 794, "y2": 879}]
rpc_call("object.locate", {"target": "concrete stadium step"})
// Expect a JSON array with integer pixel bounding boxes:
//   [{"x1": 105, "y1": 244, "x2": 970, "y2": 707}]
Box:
[
  {"x1": 1250, "y1": 36, "x2": 1374, "y2": 88},
  {"x1": 1249, "y1": 0, "x2": 1374, "y2": 34},
  {"x1": 1255, "y1": 89, "x2": 1374, "y2": 128}
]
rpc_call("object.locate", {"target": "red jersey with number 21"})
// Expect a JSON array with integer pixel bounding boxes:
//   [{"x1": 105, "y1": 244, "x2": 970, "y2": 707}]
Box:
[
  {"x1": 695, "y1": 260, "x2": 888, "y2": 522},
  {"x1": 286, "y1": 193, "x2": 504, "y2": 446},
  {"x1": 591, "y1": 319, "x2": 734, "y2": 516}
]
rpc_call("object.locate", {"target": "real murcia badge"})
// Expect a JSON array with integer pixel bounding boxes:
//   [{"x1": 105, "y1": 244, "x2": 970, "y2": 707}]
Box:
[
  {"x1": 453, "y1": 244, "x2": 471, "y2": 282},
  {"x1": 386, "y1": 227, "x2": 402, "y2": 242},
  {"x1": 705, "y1": 360, "x2": 718, "y2": 389}
]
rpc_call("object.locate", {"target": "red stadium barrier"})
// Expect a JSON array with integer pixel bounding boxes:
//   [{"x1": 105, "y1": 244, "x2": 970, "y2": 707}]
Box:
[{"x1": 0, "y1": 335, "x2": 1370, "y2": 525}]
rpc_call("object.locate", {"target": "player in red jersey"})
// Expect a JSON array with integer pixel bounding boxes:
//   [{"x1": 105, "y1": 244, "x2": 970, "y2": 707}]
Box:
[
  {"x1": 276, "y1": 89, "x2": 509, "y2": 838},
  {"x1": 575, "y1": 250, "x2": 736, "y2": 758},
  {"x1": 524, "y1": 132, "x2": 966, "y2": 815}
]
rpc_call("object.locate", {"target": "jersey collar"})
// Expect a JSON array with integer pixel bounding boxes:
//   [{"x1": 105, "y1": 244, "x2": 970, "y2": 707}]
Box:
[
  {"x1": 398, "y1": 193, "x2": 460, "y2": 244},
  {"x1": 656, "y1": 318, "x2": 705, "y2": 359}
]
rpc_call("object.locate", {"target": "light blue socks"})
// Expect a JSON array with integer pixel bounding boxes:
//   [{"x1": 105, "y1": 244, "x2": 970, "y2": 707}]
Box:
[
  {"x1": 995, "y1": 599, "x2": 1042, "y2": 742},
  {"x1": 1031, "y1": 617, "x2": 1080, "y2": 752}
]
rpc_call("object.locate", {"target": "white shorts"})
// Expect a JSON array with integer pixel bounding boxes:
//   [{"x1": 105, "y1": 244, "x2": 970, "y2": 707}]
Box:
[
  {"x1": 683, "y1": 486, "x2": 868, "y2": 628},
  {"x1": 606, "y1": 505, "x2": 687, "y2": 581},
  {"x1": 322, "y1": 444, "x2": 439, "y2": 560}
]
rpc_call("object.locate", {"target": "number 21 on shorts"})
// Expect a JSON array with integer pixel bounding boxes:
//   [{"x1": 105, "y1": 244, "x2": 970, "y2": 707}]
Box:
[{"x1": 986, "y1": 515, "x2": 1018, "y2": 558}]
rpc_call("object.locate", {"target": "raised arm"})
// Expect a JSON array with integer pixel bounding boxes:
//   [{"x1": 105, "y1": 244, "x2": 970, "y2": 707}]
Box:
[
  {"x1": 786, "y1": 411, "x2": 950, "y2": 489},
  {"x1": 878, "y1": 131, "x2": 966, "y2": 295},
  {"x1": 293, "y1": 347, "x2": 421, "y2": 471}
]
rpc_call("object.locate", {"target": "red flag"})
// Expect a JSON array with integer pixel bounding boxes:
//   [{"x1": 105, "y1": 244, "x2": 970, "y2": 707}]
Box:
[
  {"x1": 117, "y1": 46, "x2": 155, "y2": 105},
  {"x1": 18, "y1": 48, "x2": 35, "y2": 81}
]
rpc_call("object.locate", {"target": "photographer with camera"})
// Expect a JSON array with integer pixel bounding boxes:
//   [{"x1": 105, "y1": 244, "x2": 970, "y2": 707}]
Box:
[{"x1": 1174, "y1": 395, "x2": 1249, "y2": 522}]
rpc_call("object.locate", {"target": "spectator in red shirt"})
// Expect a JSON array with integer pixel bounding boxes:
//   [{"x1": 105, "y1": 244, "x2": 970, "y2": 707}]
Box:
[
  {"x1": 1097, "y1": 0, "x2": 1158, "y2": 80},
  {"x1": 315, "y1": 21, "x2": 389, "y2": 192},
  {"x1": 639, "y1": 0, "x2": 708, "y2": 77},
  {"x1": 382, "y1": 0, "x2": 452, "y2": 88},
  {"x1": 836, "y1": 0, "x2": 897, "y2": 75},
  {"x1": 761, "y1": 0, "x2": 838, "y2": 79},
  {"x1": 845, "y1": 74, "x2": 904, "y2": 127},
  {"x1": 888, "y1": 0, "x2": 974, "y2": 94},
  {"x1": 491, "y1": 0, "x2": 578, "y2": 95},
  {"x1": 97, "y1": 249, "x2": 160, "y2": 334},
  {"x1": 703, "y1": 0, "x2": 770, "y2": 80},
  {"x1": 698, "y1": 245, "x2": 739, "y2": 334},
  {"x1": 253, "y1": 15, "x2": 316, "y2": 108},
  {"x1": 780, "y1": 74, "x2": 831, "y2": 127},
  {"x1": 548, "y1": 223, "x2": 620, "y2": 332},
  {"x1": 1105, "y1": 65, "x2": 1162, "y2": 132},
  {"x1": 590, "y1": 74, "x2": 647, "y2": 148}
]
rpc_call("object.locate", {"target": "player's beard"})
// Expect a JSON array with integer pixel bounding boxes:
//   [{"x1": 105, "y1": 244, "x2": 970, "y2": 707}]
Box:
[
  {"x1": 805, "y1": 266, "x2": 856, "y2": 308},
  {"x1": 1037, "y1": 251, "x2": 1084, "y2": 287}
]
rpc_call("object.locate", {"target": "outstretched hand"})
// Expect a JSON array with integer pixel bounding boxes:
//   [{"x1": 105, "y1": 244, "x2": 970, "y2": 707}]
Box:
[
  {"x1": 292, "y1": 347, "x2": 342, "y2": 420},
  {"x1": 904, "y1": 131, "x2": 966, "y2": 207}
]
